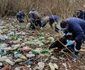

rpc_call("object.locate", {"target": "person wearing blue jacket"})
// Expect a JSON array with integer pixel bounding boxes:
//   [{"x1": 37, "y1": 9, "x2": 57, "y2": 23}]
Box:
[
  {"x1": 16, "y1": 11, "x2": 25, "y2": 23},
  {"x1": 60, "y1": 17, "x2": 85, "y2": 61},
  {"x1": 41, "y1": 15, "x2": 60, "y2": 32},
  {"x1": 73, "y1": 9, "x2": 85, "y2": 20}
]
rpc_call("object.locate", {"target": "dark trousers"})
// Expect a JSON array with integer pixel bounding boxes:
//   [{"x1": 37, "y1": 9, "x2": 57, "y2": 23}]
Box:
[
  {"x1": 17, "y1": 15, "x2": 24, "y2": 23},
  {"x1": 30, "y1": 18, "x2": 41, "y2": 29}
]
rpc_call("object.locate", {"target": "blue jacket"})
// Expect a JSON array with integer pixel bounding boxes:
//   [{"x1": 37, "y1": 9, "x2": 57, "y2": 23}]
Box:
[
  {"x1": 17, "y1": 11, "x2": 25, "y2": 16},
  {"x1": 74, "y1": 10, "x2": 85, "y2": 20},
  {"x1": 78, "y1": 10, "x2": 85, "y2": 20},
  {"x1": 49, "y1": 15, "x2": 59, "y2": 24},
  {"x1": 65, "y1": 17, "x2": 85, "y2": 42}
]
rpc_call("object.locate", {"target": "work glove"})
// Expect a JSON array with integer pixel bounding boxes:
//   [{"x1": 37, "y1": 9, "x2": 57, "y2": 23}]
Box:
[
  {"x1": 40, "y1": 27, "x2": 43, "y2": 30},
  {"x1": 66, "y1": 40, "x2": 73, "y2": 46},
  {"x1": 62, "y1": 33, "x2": 66, "y2": 37}
]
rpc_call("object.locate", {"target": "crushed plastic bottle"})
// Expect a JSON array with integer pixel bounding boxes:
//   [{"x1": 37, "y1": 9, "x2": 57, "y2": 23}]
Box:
[
  {"x1": 49, "y1": 62, "x2": 58, "y2": 70},
  {"x1": 0, "y1": 62, "x2": 3, "y2": 67},
  {"x1": 31, "y1": 50, "x2": 39, "y2": 55},
  {"x1": 40, "y1": 40, "x2": 45, "y2": 43},
  {"x1": 26, "y1": 53, "x2": 35, "y2": 58},
  {"x1": 47, "y1": 37, "x2": 54, "y2": 42},
  {"x1": 62, "y1": 63, "x2": 67, "y2": 69},
  {"x1": 41, "y1": 49, "x2": 49, "y2": 54},
  {"x1": 26, "y1": 60, "x2": 32, "y2": 65},
  {"x1": 49, "y1": 63, "x2": 55, "y2": 70},
  {"x1": 0, "y1": 56, "x2": 8, "y2": 61},
  {"x1": 0, "y1": 34, "x2": 8, "y2": 40},
  {"x1": 14, "y1": 53, "x2": 22, "y2": 58},
  {"x1": 37, "y1": 62, "x2": 45, "y2": 70},
  {"x1": 5, "y1": 59, "x2": 15, "y2": 66},
  {"x1": 0, "y1": 49, "x2": 4, "y2": 54},
  {"x1": 14, "y1": 67, "x2": 21, "y2": 70},
  {"x1": 20, "y1": 55, "x2": 27, "y2": 60},
  {"x1": 35, "y1": 48, "x2": 42, "y2": 53}
]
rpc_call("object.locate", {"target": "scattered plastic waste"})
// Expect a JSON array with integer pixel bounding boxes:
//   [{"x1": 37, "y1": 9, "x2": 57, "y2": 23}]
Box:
[{"x1": 0, "y1": 18, "x2": 83, "y2": 70}]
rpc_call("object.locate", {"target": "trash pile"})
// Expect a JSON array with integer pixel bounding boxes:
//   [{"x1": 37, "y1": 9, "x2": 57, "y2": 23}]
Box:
[{"x1": 0, "y1": 18, "x2": 85, "y2": 70}]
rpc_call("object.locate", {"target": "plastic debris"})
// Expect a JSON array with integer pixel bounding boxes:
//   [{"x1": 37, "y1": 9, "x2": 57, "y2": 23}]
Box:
[
  {"x1": 20, "y1": 55, "x2": 27, "y2": 60},
  {"x1": 0, "y1": 18, "x2": 84, "y2": 70},
  {"x1": 47, "y1": 37, "x2": 54, "y2": 42},
  {"x1": 41, "y1": 49, "x2": 49, "y2": 54},
  {"x1": 26, "y1": 60, "x2": 32, "y2": 65},
  {"x1": 49, "y1": 63, "x2": 55, "y2": 70},
  {"x1": 62, "y1": 63, "x2": 67, "y2": 69},
  {"x1": 0, "y1": 63, "x2": 3, "y2": 67},
  {"x1": 37, "y1": 62, "x2": 45, "y2": 70},
  {"x1": 26, "y1": 53, "x2": 35, "y2": 58},
  {"x1": 5, "y1": 59, "x2": 15, "y2": 66},
  {"x1": 49, "y1": 63, "x2": 58, "y2": 70},
  {"x1": 31, "y1": 50, "x2": 39, "y2": 55}
]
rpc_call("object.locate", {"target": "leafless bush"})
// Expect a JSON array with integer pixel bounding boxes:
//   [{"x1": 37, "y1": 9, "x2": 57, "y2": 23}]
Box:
[{"x1": 0, "y1": 0, "x2": 85, "y2": 18}]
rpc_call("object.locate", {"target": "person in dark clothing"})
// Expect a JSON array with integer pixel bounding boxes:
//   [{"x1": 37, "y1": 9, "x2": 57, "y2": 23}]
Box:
[
  {"x1": 16, "y1": 11, "x2": 25, "y2": 23},
  {"x1": 41, "y1": 15, "x2": 60, "y2": 32},
  {"x1": 60, "y1": 17, "x2": 85, "y2": 61},
  {"x1": 29, "y1": 9, "x2": 42, "y2": 29},
  {"x1": 73, "y1": 9, "x2": 85, "y2": 20}
]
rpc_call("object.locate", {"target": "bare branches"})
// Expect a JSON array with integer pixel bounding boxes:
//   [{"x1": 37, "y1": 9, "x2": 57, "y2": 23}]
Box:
[{"x1": 0, "y1": 0, "x2": 85, "y2": 18}]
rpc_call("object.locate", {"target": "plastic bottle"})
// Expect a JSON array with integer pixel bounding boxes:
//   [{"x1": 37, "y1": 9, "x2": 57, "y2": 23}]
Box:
[
  {"x1": 20, "y1": 55, "x2": 27, "y2": 60},
  {"x1": 0, "y1": 49, "x2": 4, "y2": 54},
  {"x1": 40, "y1": 40, "x2": 45, "y2": 43},
  {"x1": 0, "y1": 56, "x2": 8, "y2": 61},
  {"x1": 26, "y1": 53, "x2": 35, "y2": 58},
  {"x1": 31, "y1": 50, "x2": 39, "y2": 55},
  {"x1": 5, "y1": 59, "x2": 15, "y2": 66},
  {"x1": 38, "y1": 62, "x2": 45, "y2": 70},
  {"x1": 49, "y1": 63, "x2": 55, "y2": 70},
  {"x1": 41, "y1": 49, "x2": 49, "y2": 54},
  {"x1": 47, "y1": 37, "x2": 54, "y2": 42},
  {"x1": 26, "y1": 60, "x2": 32, "y2": 65}
]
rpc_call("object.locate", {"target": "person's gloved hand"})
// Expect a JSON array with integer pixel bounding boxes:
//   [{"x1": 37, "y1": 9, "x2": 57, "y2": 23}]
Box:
[
  {"x1": 62, "y1": 33, "x2": 66, "y2": 37},
  {"x1": 66, "y1": 40, "x2": 73, "y2": 46},
  {"x1": 40, "y1": 27, "x2": 43, "y2": 30}
]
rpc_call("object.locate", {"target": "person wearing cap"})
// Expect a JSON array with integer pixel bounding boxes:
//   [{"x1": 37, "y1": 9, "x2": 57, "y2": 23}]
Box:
[
  {"x1": 16, "y1": 11, "x2": 25, "y2": 23},
  {"x1": 41, "y1": 15, "x2": 60, "y2": 32},
  {"x1": 29, "y1": 9, "x2": 42, "y2": 29},
  {"x1": 60, "y1": 17, "x2": 85, "y2": 61},
  {"x1": 73, "y1": 9, "x2": 85, "y2": 20}
]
